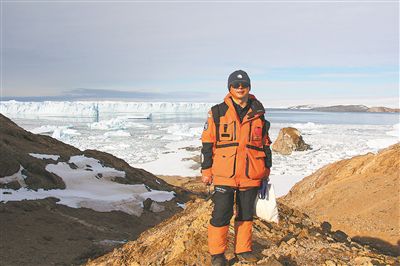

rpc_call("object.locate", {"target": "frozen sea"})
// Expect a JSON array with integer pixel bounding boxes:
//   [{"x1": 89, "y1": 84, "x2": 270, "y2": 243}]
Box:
[{"x1": 2, "y1": 102, "x2": 399, "y2": 197}]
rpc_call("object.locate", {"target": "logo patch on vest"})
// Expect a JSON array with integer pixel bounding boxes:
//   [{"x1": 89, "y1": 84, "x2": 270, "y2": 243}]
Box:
[{"x1": 203, "y1": 121, "x2": 208, "y2": 131}]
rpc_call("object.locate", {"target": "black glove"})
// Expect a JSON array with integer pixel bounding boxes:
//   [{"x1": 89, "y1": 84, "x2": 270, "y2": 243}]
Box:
[{"x1": 258, "y1": 179, "x2": 269, "y2": 200}]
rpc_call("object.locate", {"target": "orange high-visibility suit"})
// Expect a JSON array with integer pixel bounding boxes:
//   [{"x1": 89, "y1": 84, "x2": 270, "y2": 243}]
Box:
[{"x1": 201, "y1": 92, "x2": 272, "y2": 255}]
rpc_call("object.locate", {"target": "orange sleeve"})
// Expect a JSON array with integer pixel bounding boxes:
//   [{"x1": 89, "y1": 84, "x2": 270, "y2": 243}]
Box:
[{"x1": 201, "y1": 110, "x2": 216, "y2": 143}]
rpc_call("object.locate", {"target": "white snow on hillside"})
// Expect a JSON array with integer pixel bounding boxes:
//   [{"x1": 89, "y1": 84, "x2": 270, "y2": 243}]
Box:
[
  {"x1": 0, "y1": 155, "x2": 175, "y2": 216},
  {"x1": 29, "y1": 153, "x2": 60, "y2": 160}
]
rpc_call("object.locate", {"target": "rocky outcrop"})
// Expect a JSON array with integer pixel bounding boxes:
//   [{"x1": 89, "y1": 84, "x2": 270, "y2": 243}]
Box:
[
  {"x1": 272, "y1": 127, "x2": 311, "y2": 155},
  {"x1": 0, "y1": 114, "x2": 185, "y2": 193},
  {"x1": 282, "y1": 143, "x2": 400, "y2": 249},
  {"x1": 87, "y1": 199, "x2": 398, "y2": 265}
]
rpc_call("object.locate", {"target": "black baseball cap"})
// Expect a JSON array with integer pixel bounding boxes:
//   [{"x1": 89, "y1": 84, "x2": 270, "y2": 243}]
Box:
[{"x1": 227, "y1": 70, "x2": 251, "y2": 90}]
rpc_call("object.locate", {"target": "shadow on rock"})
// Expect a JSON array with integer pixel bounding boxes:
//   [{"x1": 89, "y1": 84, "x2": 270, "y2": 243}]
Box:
[{"x1": 352, "y1": 236, "x2": 400, "y2": 256}]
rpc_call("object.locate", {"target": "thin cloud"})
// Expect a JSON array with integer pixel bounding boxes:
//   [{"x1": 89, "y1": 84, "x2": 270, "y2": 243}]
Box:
[{"x1": 2, "y1": 88, "x2": 212, "y2": 102}]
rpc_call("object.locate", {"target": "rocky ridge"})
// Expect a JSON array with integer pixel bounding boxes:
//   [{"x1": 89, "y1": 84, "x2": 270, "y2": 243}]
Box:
[{"x1": 87, "y1": 198, "x2": 398, "y2": 265}]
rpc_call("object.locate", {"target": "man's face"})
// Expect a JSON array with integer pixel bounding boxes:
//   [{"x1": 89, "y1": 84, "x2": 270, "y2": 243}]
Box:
[{"x1": 229, "y1": 82, "x2": 250, "y2": 100}]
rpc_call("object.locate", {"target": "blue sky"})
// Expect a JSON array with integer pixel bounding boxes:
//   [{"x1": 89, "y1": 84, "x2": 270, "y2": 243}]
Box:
[{"x1": 1, "y1": 1, "x2": 399, "y2": 107}]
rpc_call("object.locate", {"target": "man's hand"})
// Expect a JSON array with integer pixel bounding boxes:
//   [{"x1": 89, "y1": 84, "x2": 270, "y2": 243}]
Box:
[{"x1": 201, "y1": 175, "x2": 213, "y2": 185}]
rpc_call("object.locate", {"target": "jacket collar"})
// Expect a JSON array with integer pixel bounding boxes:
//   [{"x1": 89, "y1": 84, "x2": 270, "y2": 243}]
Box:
[{"x1": 223, "y1": 93, "x2": 265, "y2": 123}]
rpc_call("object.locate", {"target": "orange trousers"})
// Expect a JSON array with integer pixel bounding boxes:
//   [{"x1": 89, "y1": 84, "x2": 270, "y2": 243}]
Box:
[{"x1": 208, "y1": 186, "x2": 258, "y2": 255}]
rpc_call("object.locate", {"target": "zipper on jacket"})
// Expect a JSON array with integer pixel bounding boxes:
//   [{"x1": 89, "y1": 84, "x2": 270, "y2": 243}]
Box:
[
  {"x1": 230, "y1": 156, "x2": 237, "y2": 178},
  {"x1": 233, "y1": 121, "x2": 236, "y2": 140},
  {"x1": 245, "y1": 155, "x2": 249, "y2": 178}
]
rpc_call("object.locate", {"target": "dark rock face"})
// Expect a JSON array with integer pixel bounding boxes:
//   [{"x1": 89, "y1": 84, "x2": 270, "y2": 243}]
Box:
[
  {"x1": 0, "y1": 154, "x2": 20, "y2": 177},
  {"x1": 0, "y1": 115, "x2": 75, "y2": 189}
]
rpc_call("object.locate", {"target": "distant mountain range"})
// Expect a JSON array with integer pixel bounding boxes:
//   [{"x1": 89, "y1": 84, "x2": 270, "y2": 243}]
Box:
[{"x1": 288, "y1": 104, "x2": 399, "y2": 113}]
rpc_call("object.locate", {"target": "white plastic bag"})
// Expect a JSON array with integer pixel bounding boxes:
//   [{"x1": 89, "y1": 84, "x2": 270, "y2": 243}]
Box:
[{"x1": 254, "y1": 183, "x2": 279, "y2": 223}]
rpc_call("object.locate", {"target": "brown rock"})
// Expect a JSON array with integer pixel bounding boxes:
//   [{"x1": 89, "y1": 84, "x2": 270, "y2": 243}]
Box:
[
  {"x1": 271, "y1": 127, "x2": 311, "y2": 155},
  {"x1": 287, "y1": 238, "x2": 296, "y2": 245},
  {"x1": 324, "y1": 260, "x2": 336, "y2": 266},
  {"x1": 353, "y1": 256, "x2": 373, "y2": 265},
  {"x1": 262, "y1": 255, "x2": 284, "y2": 266}
]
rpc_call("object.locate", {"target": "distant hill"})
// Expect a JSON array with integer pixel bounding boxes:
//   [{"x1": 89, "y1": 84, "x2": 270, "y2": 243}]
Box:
[
  {"x1": 367, "y1": 106, "x2": 400, "y2": 113},
  {"x1": 282, "y1": 143, "x2": 400, "y2": 247},
  {"x1": 288, "y1": 104, "x2": 399, "y2": 113}
]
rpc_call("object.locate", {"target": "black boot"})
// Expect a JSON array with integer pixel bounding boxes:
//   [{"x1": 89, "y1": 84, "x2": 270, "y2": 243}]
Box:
[
  {"x1": 236, "y1": 251, "x2": 258, "y2": 263},
  {"x1": 211, "y1": 253, "x2": 227, "y2": 266}
]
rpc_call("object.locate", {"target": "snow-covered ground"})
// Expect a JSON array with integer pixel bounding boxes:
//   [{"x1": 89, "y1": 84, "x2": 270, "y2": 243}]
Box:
[
  {"x1": 2, "y1": 103, "x2": 399, "y2": 198},
  {"x1": 0, "y1": 155, "x2": 175, "y2": 216}
]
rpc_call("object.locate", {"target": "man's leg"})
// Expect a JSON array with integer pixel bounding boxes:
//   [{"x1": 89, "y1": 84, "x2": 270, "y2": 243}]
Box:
[
  {"x1": 234, "y1": 187, "x2": 258, "y2": 254},
  {"x1": 208, "y1": 186, "x2": 235, "y2": 255}
]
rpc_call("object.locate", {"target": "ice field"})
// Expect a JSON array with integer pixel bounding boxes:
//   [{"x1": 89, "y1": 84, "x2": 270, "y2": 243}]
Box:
[{"x1": 2, "y1": 101, "x2": 399, "y2": 197}]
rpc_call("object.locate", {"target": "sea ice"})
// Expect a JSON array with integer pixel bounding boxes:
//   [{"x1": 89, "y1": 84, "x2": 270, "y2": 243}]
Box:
[
  {"x1": 6, "y1": 107, "x2": 399, "y2": 198},
  {"x1": 104, "y1": 130, "x2": 131, "y2": 137}
]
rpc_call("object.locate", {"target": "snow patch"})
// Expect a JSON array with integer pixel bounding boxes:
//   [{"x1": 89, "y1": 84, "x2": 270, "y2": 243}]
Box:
[
  {"x1": 29, "y1": 153, "x2": 60, "y2": 160},
  {"x1": 0, "y1": 155, "x2": 174, "y2": 216}
]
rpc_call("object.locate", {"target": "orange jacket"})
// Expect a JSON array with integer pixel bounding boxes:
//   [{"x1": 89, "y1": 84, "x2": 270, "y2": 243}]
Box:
[{"x1": 201, "y1": 93, "x2": 272, "y2": 188}]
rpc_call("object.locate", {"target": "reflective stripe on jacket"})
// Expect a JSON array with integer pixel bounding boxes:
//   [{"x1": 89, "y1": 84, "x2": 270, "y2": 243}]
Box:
[{"x1": 201, "y1": 93, "x2": 272, "y2": 188}]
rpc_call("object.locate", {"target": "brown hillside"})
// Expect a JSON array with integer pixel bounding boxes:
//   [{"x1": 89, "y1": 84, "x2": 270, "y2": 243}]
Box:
[
  {"x1": 282, "y1": 143, "x2": 400, "y2": 247},
  {"x1": 87, "y1": 199, "x2": 398, "y2": 265},
  {"x1": 0, "y1": 113, "x2": 192, "y2": 265}
]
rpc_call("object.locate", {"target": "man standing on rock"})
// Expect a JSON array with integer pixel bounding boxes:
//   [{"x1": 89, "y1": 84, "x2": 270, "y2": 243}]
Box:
[{"x1": 201, "y1": 70, "x2": 272, "y2": 265}]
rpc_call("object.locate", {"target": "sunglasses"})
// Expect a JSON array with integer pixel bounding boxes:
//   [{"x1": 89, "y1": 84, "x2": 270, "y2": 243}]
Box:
[{"x1": 230, "y1": 81, "x2": 250, "y2": 89}]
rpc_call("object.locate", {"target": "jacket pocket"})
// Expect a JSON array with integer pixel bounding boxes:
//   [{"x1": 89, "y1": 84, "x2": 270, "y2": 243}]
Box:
[
  {"x1": 245, "y1": 146, "x2": 266, "y2": 180},
  {"x1": 218, "y1": 121, "x2": 235, "y2": 141},
  {"x1": 212, "y1": 146, "x2": 237, "y2": 178}
]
